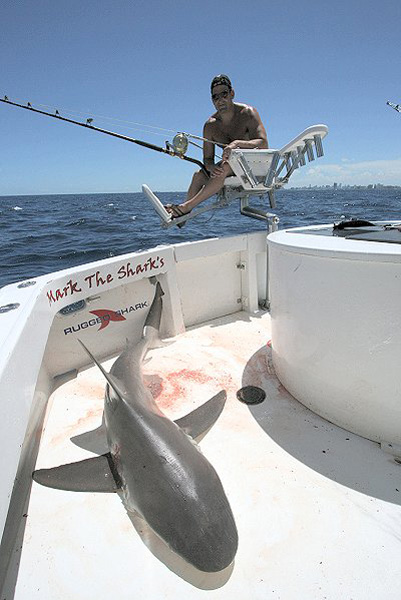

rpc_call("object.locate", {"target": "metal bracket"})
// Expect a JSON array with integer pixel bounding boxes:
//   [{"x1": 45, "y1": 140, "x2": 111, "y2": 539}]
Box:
[
  {"x1": 264, "y1": 152, "x2": 280, "y2": 188},
  {"x1": 236, "y1": 152, "x2": 259, "y2": 188}
]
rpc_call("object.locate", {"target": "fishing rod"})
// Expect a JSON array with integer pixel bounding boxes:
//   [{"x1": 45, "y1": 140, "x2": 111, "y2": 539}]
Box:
[
  {"x1": 387, "y1": 100, "x2": 401, "y2": 113},
  {"x1": 0, "y1": 96, "x2": 209, "y2": 175}
]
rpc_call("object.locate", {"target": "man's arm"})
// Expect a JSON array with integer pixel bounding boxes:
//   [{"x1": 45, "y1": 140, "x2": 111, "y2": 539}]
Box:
[
  {"x1": 243, "y1": 106, "x2": 268, "y2": 148},
  {"x1": 203, "y1": 120, "x2": 228, "y2": 178},
  {"x1": 202, "y1": 121, "x2": 216, "y2": 173}
]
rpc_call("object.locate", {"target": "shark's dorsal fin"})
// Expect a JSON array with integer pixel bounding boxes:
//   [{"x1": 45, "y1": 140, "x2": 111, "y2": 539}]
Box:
[
  {"x1": 32, "y1": 453, "x2": 120, "y2": 492},
  {"x1": 78, "y1": 339, "x2": 127, "y2": 399},
  {"x1": 174, "y1": 390, "x2": 227, "y2": 441}
]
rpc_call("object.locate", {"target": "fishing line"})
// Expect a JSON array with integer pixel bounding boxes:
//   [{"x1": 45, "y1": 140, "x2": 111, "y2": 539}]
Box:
[
  {"x1": 5, "y1": 95, "x2": 227, "y2": 146},
  {"x1": 1, "y1": 96, "x2": 212, "y2": 175},
  {"x1": 23, "y1": 101, "x2": 182, "y2": 140},
  {"x1": 1, "y1": 94, "x2": 225, "y2": 164},
  {"x1": 187, "y1": 138, "x2": 223, "y2": 159},
  {"x1": 25, "y1": 100, "x2": 180, "y2": 134}
]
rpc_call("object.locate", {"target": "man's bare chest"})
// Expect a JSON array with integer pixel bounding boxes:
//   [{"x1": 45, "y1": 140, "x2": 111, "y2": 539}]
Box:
[{"x1": 212, "y1": 118, "x2": 250, "y2": 145}]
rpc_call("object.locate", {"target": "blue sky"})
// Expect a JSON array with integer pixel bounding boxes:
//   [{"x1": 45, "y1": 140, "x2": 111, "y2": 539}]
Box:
[{"x1": 1, "y1": 0, "x2": 400, "y2": 195}]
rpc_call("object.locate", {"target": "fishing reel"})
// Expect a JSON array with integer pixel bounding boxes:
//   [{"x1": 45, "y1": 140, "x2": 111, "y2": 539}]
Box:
[
  {"x1": 166, "y1": 132, "x2": 189, "y2": 156},
  {"x1": 172, "y1": 132, "x2": 189, "y2": 155}
]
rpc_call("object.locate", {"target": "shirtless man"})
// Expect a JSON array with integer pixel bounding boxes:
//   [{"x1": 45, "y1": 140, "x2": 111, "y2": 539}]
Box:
[{"x1": 167, "y1": 74, "x2": 268, "y2": 222}]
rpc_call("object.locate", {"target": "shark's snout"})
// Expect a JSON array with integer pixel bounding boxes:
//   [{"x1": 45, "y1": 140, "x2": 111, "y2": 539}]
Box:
[{"x1": 170, "y1": 512, "x2": 238, "y2": 572}]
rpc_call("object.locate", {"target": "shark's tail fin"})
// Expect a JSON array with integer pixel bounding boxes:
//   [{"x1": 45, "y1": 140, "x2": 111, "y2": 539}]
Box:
[{"x1": 142, "y1": 281, "x2": 164, "y2": 353}]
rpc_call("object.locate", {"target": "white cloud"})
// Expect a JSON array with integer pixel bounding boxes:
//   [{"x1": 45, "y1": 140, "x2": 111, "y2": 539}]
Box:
[{"x1": 290, "y1": 158, "x2": 401, "y2": 186}]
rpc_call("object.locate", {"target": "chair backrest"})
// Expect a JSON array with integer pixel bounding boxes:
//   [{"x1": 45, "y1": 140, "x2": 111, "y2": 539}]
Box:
[{"x1": 225, "y1": 124, "x2": 329, "y2": 193}]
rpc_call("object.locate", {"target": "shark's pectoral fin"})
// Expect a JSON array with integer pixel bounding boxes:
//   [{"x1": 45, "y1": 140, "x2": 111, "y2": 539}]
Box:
[
  {"x1": 174, "y1": 390, "x2": 227, "y2": 440},
  {"x1": 32, "y1": 453, "x2": 121, "y2": 492}
]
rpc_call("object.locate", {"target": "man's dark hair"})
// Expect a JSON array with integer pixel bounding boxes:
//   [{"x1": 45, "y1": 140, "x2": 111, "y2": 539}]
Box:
[{"x1": 210, "y1": 74, "x2": 232, "y2": 92}]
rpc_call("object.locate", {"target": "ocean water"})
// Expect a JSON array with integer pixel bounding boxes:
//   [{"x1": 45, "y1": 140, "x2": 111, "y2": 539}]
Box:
[{"x1": 0, "y1": 188, "x2": 400, "y2": 289}]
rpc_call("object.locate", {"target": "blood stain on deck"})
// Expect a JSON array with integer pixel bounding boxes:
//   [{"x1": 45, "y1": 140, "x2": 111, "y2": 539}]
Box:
[{"x1": 148, "y1": 369, "x2": 235, "y2": 411}]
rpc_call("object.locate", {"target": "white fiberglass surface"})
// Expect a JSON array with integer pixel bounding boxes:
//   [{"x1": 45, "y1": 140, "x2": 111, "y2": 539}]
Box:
[
  {"x1": 268, "y1": 229, "x2": 401, "y2": 445},
  {"x1": 15, "y1": 312, "x2": 401, "y2": 600}
]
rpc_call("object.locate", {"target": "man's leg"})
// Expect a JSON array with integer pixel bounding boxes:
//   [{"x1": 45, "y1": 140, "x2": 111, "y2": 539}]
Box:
[
  {"x1": 178, "y1": 162, "x2": 232, "y2": 213},
  {"x1": 186, "y1": 169, "x2": 209, "y2": 201}
]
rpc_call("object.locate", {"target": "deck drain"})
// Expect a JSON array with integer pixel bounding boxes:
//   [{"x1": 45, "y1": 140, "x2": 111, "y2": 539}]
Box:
[{"x1": 236, "y1": 386, "x2": 266, "y2": 405}]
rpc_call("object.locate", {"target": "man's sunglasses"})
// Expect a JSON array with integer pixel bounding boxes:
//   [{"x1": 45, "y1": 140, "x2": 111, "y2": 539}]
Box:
[{"x1": 211, "y1": 90, "x2": 230, "y2": 102}]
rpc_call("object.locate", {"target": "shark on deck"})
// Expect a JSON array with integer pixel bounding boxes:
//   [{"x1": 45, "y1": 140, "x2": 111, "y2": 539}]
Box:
[{"x1": 33, "y1": 281, "x2": 238, "y2": 573}]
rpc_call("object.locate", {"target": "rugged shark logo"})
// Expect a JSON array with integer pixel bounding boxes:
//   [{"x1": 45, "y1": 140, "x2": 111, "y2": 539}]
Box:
[
  {"x1": 63, "y1": 302, "x2": 148, "y2": 335},
  {"x1": 89, "y1": 309, "x2": 126, "y2": 331}
]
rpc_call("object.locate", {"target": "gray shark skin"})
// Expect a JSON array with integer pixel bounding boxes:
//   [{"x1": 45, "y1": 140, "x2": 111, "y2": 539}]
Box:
[{"x1": 33, "y1": 282, "x2": 238, "y2": 573}]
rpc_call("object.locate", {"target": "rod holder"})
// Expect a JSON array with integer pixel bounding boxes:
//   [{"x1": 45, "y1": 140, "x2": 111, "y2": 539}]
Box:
[
  {"x1": 314, "y1": 134, "x2": 324, "y2": 157},
  {"x1": 237, "y1": 152, "x2": 258, "y2": 188},
  {"x1": 305, "y1": 139, "x2": 315, "y2": 161},
  {"x1": 297, "y1": 145, "x2": 306, "y2": 166},
  {"x1": 264, "y1": 152, "x2": 280, "y2": 188}
]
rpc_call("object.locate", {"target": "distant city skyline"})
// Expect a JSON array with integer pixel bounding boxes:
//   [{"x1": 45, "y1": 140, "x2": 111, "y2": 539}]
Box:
[
  {"x1": 291, "y1": 182, "x2": 401, "y2": 190},
  {"x1": 288, "y1": 156, "x2": 401, "y2": 190}
]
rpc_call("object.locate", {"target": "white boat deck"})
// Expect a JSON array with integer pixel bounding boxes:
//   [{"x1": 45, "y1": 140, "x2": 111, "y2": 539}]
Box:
[{"x1": 14, "y1": 310, "x2": 401, "y2": 599}]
